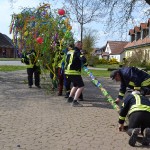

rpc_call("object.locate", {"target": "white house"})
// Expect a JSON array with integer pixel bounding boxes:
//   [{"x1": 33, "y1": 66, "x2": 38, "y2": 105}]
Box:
[{"x1": 103, "y1": 41, "x2": 128, "y2": 62}]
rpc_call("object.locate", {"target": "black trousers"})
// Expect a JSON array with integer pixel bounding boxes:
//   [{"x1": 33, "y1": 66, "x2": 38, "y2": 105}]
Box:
[
  {"x1": 64, "y1": 74, "x2": 84, "y2": 99},
  {"x1": 27, "y1": 66, "x2": 40, "y2": 86},
  {"x1": 64, "y1": 74, "x2": 71, "y2": 92},
  {"x1": 128, "y1": 111, "x2": 150, "y2": 134}
]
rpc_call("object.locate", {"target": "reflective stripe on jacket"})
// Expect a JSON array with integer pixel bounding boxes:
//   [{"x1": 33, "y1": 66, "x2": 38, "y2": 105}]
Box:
[
  {"x1": 64, "y1": 48, "x2": 87, "y2": 75},
  {"x1": 118, "y1": 93, "x2": 150, "y2": 124},
  {"x1": 128, "y1": 94, "x2": 150, "y2": 115},
  {"x1": 118, "y1": 67, "x2": 150, "y2": 100}
]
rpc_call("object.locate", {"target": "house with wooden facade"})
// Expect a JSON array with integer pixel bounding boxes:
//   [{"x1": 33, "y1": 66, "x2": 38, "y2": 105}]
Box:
[
  {"x1": 124, "y1": 18, "x2": 150, "y2": 62},
  {"x1": 0, "y1": 33, "x2": 15, "y2": 58}
]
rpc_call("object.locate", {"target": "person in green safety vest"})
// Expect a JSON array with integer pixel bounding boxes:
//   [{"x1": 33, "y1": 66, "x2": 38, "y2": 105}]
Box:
[
  {"x1": 64, "y1": 41, "x2": 87, "y2": 107},
  {"x1": 118, "y1": 91, "x2": 150, "y2": 147},
  {"x1": 21, "y1": 49, "x2": 41, "y2": 88}
]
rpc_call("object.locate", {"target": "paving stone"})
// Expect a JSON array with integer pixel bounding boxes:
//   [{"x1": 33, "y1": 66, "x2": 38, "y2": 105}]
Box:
[{"x1": 0, "y1": 70, "x2": 149, "y2": 149}]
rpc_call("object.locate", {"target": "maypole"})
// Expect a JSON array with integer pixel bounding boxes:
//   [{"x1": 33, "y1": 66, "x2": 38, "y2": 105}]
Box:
[
  {"x1": 9, "y1": 3, "x2": 74, "y2": 76},
  {"x1": 83, "y1": 66, "x2": 120, "y2": 112}
]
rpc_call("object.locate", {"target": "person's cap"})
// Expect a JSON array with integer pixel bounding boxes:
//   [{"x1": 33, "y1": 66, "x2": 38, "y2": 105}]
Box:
[{"x1": 110, "y1": 70, "x2": 119, "y2": 80}]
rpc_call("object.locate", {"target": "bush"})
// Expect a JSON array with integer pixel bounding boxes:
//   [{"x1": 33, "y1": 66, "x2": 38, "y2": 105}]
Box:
[
  {"x1": 108, "y1": 58, "x2": 119, "y2": 65},
  {"x1": 126, "y1": 49, "x2": 149, "y2": 67},
  {"x1": 88, "y1": 56, "x2": 99, "y2": 66},
  {"x1": 99, "y1": 58, "x2": 108, "y2": 64}
]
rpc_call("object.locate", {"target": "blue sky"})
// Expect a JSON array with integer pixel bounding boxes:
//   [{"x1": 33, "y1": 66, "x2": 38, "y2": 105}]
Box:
[
  {"x1": 1, "y1": 0, "x2": 148, "y2": 47},
  {"x1": 0, "y1": 0, "x2": 113, "y2": 47}
]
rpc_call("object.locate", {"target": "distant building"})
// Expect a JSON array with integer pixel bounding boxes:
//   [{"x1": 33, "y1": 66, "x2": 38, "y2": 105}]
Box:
[
  {"x1": 0, "y1": 33, "x2": 15, "y2": 58},
  {"x1": 92, "y1": 41, "x2": 128, "y2": 62},
  {"x1": 92, "y1": 46, "x2": 106, "y2": 58},
  {"x1": 92, "y1": 19, "x2": 150, "y2": 63},
  {"x1": 124, "y1": 18, "x2": 150, "y2": 62},
  {"x1": 104, "y1": 41, "x2": 128, "y2": 62}
]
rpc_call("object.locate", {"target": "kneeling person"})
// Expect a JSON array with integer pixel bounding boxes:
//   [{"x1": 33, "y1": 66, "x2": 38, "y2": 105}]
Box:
[{"x1": 118, "y1": 91, "x2": 150, "y2": 147}]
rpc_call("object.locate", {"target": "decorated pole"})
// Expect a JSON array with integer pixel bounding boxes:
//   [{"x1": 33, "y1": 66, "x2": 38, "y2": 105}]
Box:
[{"x1": 83, "y1": 66, "x2": 120, "y2": 112}]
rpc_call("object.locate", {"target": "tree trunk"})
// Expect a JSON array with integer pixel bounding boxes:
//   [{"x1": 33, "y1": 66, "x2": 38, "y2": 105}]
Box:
[
  {"x1": 80, "y1": 23, "x2": 83, "y2": 43},
  {"x1": 145, "y1": 0, "x2": 150, "y2": 5}
]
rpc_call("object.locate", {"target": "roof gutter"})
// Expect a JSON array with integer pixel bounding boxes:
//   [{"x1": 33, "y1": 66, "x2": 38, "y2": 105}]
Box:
[{"x1": 125, "y1": 43, "x2": 150, "y2": 50}]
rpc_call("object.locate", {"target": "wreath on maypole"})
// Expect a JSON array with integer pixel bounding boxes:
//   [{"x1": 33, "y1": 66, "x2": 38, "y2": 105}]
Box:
[{"x1": 10, "y1": 3, "x2": 74, "y2": 84}]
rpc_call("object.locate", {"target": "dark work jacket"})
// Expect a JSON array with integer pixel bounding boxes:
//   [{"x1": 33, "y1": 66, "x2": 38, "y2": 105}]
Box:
[
  {"x1": 118, "y1": 67, "x2": 150, "y2": 100},
  {"x1": 119, "y1": 93, "x2": 150, "y2": 124},
  {"x1": 64, "y1": 47, "x2": 87, "y2": 75}
]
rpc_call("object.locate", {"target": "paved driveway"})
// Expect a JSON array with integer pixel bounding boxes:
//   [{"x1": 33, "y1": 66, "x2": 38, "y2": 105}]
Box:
[
  {"x1": 0, "y1": 70, "x2": 149, "y2": 150},
  {"x1": 0, "y1": 61, "x2": 25, "y2": 66}
]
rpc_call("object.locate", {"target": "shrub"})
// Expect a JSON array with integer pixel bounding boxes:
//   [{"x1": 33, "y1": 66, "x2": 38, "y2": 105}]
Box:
[
  {"x1": 88, "y1": 56, "x2": 99, "y2": 66},
  {"x1": 108, "y1": 58, "x2": 119, "y2": 65},
  {"x1": 99, "y1": 58, "x2": 108, "y2": 64},
  {"x1": 126, "y1": 49, "x2": 149, "y2": 67}
]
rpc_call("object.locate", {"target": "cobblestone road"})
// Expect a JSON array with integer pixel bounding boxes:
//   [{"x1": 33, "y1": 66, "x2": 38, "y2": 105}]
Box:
[{"x1": 0, "y1": 70, "x2": 149, "y2": 150}]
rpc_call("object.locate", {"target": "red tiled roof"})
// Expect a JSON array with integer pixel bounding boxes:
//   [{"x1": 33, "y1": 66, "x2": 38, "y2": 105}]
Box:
[
  {"x1": 124, "y1": 36, "x2": 150, "y2": 49},
  {"x1": 134, "y1": 26, "x2": 140, "y2": 32},
  {"x1": 140, "y1": 23, "x2": 148, "y2": 29},
  {"x1": 107, "y1": 41, "x2": 128, "y2": 54}
]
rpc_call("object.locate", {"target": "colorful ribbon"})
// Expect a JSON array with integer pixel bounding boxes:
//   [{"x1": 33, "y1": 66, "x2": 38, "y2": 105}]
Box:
[{"x1": 83, "y1": 66, "x2": 120, "y2": 112}]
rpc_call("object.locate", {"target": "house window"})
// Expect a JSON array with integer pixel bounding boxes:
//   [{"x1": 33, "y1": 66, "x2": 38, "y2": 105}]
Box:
[
  {"x1": 141, "y1": 29, "x2": 143, "y2": 40},
  {"x1": 148, "y1": 29, "x2": 149, "y2": 38},
  {"x1": 131, "y1": 35, "x2": 135, "y2": 42},
  {"x1": 142, "y1": 29, "x2": 148, "y2": 39},
  {"x1": 136, "y1": 32, "x2": 141, "y2": 41}
]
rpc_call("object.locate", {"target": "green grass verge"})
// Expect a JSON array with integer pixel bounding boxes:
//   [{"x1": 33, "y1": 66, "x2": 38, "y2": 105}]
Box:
[
  {"x1": 95, "y1": 64, "x2": 119, "y2": 68},
  {"x1": 0, "y1": 65, "x2": 111, "y2": 77},
  {"x1": 0, "y1": 58, "x2": 21, "y2": 61},
  {"x1": 0, "y1": 65, "x2": 26, "y2": 71},
  {"x1": 82, "y1": 69, "x2": 110, "y2": 77}
]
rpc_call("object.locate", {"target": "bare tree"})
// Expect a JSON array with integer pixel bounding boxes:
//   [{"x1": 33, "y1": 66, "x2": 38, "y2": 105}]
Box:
[
  {"x1": 9, "y1": 0, "x2": 150, "y2": 43},
  {"x1": 64, "y1": 0, "x2": 150, "y2": 43},
  {"x1": 146, "y1": 0, "x2": 150, "y2": 5},
  {"x1": 64, "y1": 0, "x2": 106, "y2": 43},
  {"x1": 82, "y1": 28, "x2": 98, "y2": 56},
  {"x1": 100, "y1": 0, "x2": 150, "y2": 36}
]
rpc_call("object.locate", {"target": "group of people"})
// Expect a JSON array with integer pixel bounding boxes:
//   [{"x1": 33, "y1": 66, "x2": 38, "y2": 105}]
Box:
[
  {"x1": 49, "y1": 41, "x2": 87, "y2": 106},
  {"x1": 110, "y1": 67, "x2": 150, "y2": 147},
  {"x1": 21, "y1": 41, "x2": 150, "y2": 147},
  {"x1": 21, "y1": 41, "x2": 87, "y2": 107}
]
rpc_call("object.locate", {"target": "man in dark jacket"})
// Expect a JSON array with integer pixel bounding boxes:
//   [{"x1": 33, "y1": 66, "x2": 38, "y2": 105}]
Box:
[
  {"x1": 110, "y1": 67, "x2": 150, "y2": 104},
  {"x1": 118, "y1": 91, "x2": 150, "y2": 147},
  {"x1": 21, "y1": 49, "x2": 41, "y2": 88},
  {"x1": 65, "y1": 41, "x2": 87, "y2": 107}
]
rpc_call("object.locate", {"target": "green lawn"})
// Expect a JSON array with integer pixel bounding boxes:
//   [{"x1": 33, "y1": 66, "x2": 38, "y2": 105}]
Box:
[
  {"x1": 0, "y1": 58, "x2": 21, "y2": 61},
  {"x1": 0, "y1": 65, "x2": 26, "y2": 71},
  {"x1": 95, "y1": 64, "x2": 119, "y2": 69},
  {"x1": 82, "y1": 69, "x2": 110, "y2": 77},
  {"x1": 0, "y1": 65, "x2": 110, "y2": 77}
]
